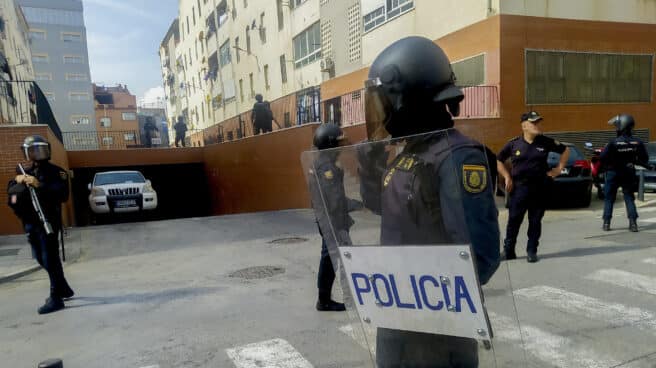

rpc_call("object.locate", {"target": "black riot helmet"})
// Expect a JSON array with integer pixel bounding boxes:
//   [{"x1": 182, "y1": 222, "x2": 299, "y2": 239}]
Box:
[
  {"x1": 22, "y1": 135, "x2": 51, "y2": 162},
  {"x1": 313, "y1": 123, "x2": 346, "y2": 150},
  {"x1": 608, "y1": 114, "x2": 635, "y2": 136},
  {"x1": 255, "y1": 94, "x2": 263, "y2": 103},
  {"x1": 365, "y1": 36, "x2": 464, "y2": 140}
]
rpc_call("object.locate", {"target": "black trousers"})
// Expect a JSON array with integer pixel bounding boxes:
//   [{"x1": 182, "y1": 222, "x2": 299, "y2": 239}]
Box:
[
  {"x1": 504, "y1": 180, "x2": 548, "y2": 253},
  {"x1": 317, "y1": 234, "x2": 335, "y2": 302},
  {"x1": 175, "y1": 133, "x2": 186, "y2": 147},
  {"x1": 254, "y1": 122, "x2": 272, "y2": 135},
  {"x1": 26, "y1": 224, "x2": 71, "y2": 298}
]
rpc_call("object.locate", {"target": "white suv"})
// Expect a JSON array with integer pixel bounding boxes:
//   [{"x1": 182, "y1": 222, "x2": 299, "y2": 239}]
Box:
[{"x1": 88, "y1": 171, "x2": 158, "y2": 214}]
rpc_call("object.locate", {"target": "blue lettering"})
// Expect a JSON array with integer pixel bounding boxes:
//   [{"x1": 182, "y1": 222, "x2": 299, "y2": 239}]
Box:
[
  {"x1": 372, "y1": 274, "x2": 393, "y2": 307},
  {"x1": 410, "y1": 275, "x2": 423, "y2": 310},
  {"x1": 454, "y1": 276, "x2": 477, "y2": 313},
  {"x1": 351, "y1": 273, "x2": 371, "y2": 305},
  {"x1": 389, "y1": 274, "x2": 415, "y2": 309},
  {"x1": 419, "y1": 275, "x2": 443, "y2": 311}
]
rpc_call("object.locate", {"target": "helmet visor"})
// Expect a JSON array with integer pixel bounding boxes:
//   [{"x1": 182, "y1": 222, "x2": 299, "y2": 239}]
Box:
[
  {"x1": 364, "y1": 78, "x2": 393, "y2": 141},
  {"x1": 23, "y1": 142, "x2": 50, "y2": 161}
]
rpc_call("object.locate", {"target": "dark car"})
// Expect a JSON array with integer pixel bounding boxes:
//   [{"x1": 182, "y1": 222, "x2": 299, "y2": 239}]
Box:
[
  {"x1": 546, "y1": 143, "x2": 593, "y2": 207},
  {"x1": 638, "y1": 142, "x2": 656, "y2": 192}
]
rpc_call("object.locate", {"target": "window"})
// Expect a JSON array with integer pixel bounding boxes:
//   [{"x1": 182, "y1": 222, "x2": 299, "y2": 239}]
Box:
[
  {"x1": 280, "y1": 54, "x2": 287, "y2": 83},
  {"x1": 249, "y1": 73, "x2": 254, "y2": 98},
  {"x1": 526, "y1": 50, "x2": 653, "y2": 104},
  {"x1": 63, "y1": 55, "x2": 84, "y2": 64},
  {"x1": 243, "y1": 0, "x2": 247, "y2": 7},
  {"x1": 217, "y1": 0, "x2": 228, "y2": 28},
  {"x1": 61, "y1": 32, "x2": 81, "y2": 42},
  {"x1": 239, "y1": 79, "x2": 244, "y2": 101},
  {"x1": 276, "y1": 0, "x2": 284, "y2": 30},
  {"x1": 70, "y1": 115, "x2": 90, "y2": 125},
  {"x1": 124, "y1": 133, "x2": 136, "y2": 141},
  {"x1": 66, "y1": 73, "x2": 88, "y2": 81},
  {"x1": 201, "y1": 102, "x2": 205, "y2": 119},
  {"x1": 22, "y1": 7, "x2": 84, "y2": 26},
  {"x1": 187, "y1": 16, "x2": 190, "y2": 34},
  {"x1": 232, "y1": 0, "x2": 237, "y2": 19},
  {"x1": 259, "y1": 13, "x2": 266, "y2": 43},
  {"x1": 189, "y1": 49, "x2": 193, "y2": 66},
  {"x1": 452, "y1": 54, "x2": 485, "y2": 87},
  {"x1": 102, "y1": 137, "x2": 114, "y2": 146},
  {"x1": 195, "y1": 40, "x2": 198, "y2": 60},
  {"x1": 35, "y1": 73, "x2": 52, "y2": 81},
  {"x1": 32, "y1": 54, "x2": 49, "y2": 63},
  {"x1": 235, "y1": 37, "x2": 240, "y2": 62},
  {"x1": 293, "y1": 22, "x2": 321, "y2": 68},
  {"x1": 219, "y1": 40, "x2": 231, "y2": 67},
  {"x1": 246, "y1": 26, "x2": 251, "y2": 54},
  {"x1": 192, "y1": 77, "x2": 196, "y2": 93},
  {"x1": 290, "y1": 0, "x2": 307, "y2": 8},
  {"x1": 122, "y1": 112, "x2": 137, "y2": 120},
  {"x1": 264, "y1": 64, "x2": 270, "y2": 90},
  {"x1": 45, "y1": 92, "x2": 55, "y2": 101},
  {"x1": 100, "y1": 117, "x2": 112, "y2": 127},
  {"x1": 197, "y1": 0, "x2": 202, "y2": 17},
  {"x1": 193, "y1": 7, "x2": 196, "y2": 25},
  {"x1": 69, "y1": 92, "x2": 90, "y2": 101},
  {"x1": 363, "y1": 0, "x2": 414, "y2": 33},
  {"x1": 29, "y1": 29, "x2": 46, "y2": 40}
]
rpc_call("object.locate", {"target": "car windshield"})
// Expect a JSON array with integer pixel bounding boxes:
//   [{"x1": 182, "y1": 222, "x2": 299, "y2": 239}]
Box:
[
  {"x1": 94, "y1": 172, "x2": 145, "y2": 185},
  {"x1": 547, "y1": 145, "x2": 584, "y2": 167}
]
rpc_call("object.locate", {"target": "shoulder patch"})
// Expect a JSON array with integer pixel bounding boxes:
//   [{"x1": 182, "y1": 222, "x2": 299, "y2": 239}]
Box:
[
  {"x1": 323, "y1": 170, "x2": 334, "y2": 180},
  {"x1": 462, "y1": 165, "x2": 487, "y2": 194}
]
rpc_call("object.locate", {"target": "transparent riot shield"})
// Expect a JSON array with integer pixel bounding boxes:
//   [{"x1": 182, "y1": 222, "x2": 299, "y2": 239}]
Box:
[{"x1": 301, "y1": 128, "x2": 527, "y2": 367}]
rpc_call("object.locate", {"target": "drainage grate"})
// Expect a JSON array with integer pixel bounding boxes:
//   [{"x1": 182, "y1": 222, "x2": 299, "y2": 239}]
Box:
[
  {"x1": 0, "y1": 248, "x2": 20, "y2": 257},
  {"x1": 268, "y1": 237, "x2": 308, "y2": 244},
  {"x1": 228, "y1": 266, "x2": 285, "y2": 280}
]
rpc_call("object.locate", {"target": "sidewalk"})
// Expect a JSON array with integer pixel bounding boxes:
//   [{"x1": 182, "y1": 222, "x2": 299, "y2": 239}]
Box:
[{"x1": 0, "y1": 230, "x2": 81, "y2": 285}]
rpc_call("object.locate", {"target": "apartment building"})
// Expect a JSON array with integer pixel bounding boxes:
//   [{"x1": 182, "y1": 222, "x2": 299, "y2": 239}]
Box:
[
  {"x1": 18, "y1": 0, "x2": 95, "y2": 136},
  {"x1": 321, "y1": 0, "x2": 656, "y2": 150},
  {"x1": 93, "y1": 83, "x2": 139, "y2": 149},
  {"x1": 163, "y1": 0, "x2": 323, "y2": 142},
  {"x1": 160, "y1": 18, "x2": 181, "y2": 138},
  {"x1": 0, "y1": 0, "x2": 36, "y2": 124}
]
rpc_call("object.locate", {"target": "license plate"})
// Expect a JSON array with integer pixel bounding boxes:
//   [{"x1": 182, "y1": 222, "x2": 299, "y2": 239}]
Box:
[
  {"x1": 116, "y1": 200, "x2": 136, "y2": 207},
  {"x1": 561, "y1": 168, "x2": 570, "y2": 175}
]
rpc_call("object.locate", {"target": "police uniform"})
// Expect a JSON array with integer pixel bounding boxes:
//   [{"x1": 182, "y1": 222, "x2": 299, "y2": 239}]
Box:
[
  {"x1": 498, "y1": 134, "x2": 566, "y2": 257},
  {"x1": 8, "y1": 162, "x2": 74, "y2": 305},
  {"x1": 600, "y1": 135, "x2": 648, "y2": 226},
  {"x1": 376, "y1": 129, "x2": 500, "y2": 367}
]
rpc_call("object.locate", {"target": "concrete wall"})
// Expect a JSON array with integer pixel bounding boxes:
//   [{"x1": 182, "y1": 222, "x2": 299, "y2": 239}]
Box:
[
  {"x1": 499, "y1": 0, "x2": 656, "y2": 24},
  {"x1": 0, "y1": 125, "x2": 73, "y2": 235}
]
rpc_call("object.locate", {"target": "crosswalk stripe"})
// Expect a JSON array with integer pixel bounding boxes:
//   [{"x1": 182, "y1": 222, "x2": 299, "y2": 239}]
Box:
[
  {"x1": 639, "y1": 217, "x2": 656, "y2": 223},
  {"x1": 514, "y1": 286, "x2": 656, "y2": 332},
  {"x1": 586, "y1": 269, "x2": 656, "y2": 296},
  {"x1": 489, "y1": 312, "x2": 620, "y2": 368},
  {"x1": 226, "y1": 338, "x2": 313, "y2": 368},
  {"x1": 338, "y1": 324, "x2": 375, "y2": 353},
  {"x1": 644, "y1": 258, "x2": 656, "y2": 265}
]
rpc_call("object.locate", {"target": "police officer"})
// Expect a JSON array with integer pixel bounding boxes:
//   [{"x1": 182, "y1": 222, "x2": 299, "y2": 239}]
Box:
[
  {"x1": 7, "y1": 135, "x2": 74, "y2": 314},
  {"x1": 601, "y1": 114, "x2": 649, "y2": 232},
  {"x1": 364, "y1": 36, "x2": 500, "y2": 367},
  {"x1": 497, "y1": 112, "x2": 569, "y2": 263},
  {"x1": 252, "y1": 94, "x2": 274, "y2": 135},
  {"x1": 308, "y1": 124, "x2": 351, "y2": 312},
  {"x1": 143, "y1": 116, "x2": 159, "y2": 148},
  {"x1": 173, "y1": 116, "x2": 188, "y2": 147}
]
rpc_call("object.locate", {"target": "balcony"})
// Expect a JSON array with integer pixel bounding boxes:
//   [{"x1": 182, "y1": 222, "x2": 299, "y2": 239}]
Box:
[{"x1": 0, "y1": 79, "x2": 62, "y2": 141}]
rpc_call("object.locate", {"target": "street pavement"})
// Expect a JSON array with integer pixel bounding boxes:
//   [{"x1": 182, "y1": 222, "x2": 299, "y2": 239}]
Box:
[{"x1": 0, "y1": 196, "x2": 655, "y2": 368}]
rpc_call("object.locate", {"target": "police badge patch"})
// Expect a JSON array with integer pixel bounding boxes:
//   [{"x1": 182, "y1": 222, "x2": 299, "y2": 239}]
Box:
[
  {"x1": 324, "y1": 170, "x2": 334, "y2": 180},
  {"x1": 462, "y1": 165, "x2": 487, "y2": 193}
]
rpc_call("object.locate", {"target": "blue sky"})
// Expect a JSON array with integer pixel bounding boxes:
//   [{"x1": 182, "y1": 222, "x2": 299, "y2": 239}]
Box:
[{"x1": 83, "y1": 0, "x2": 178, "y2": 102}]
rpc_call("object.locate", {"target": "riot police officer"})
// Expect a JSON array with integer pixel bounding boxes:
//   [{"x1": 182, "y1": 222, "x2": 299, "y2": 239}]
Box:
[
  {"x1": 497, "y1": 112, "x2": 569, "y2": 263},
  {"x1": 308, "y1": 124, "x2": 351, "y2": 311},
  {"x1": 601, "y1": 114, "x2": 649, "y2": 232},
  {"x1": 7, "y1": 135, "x2": 74, "y2": 314},
  {"x1": 364, "y1": 36, "x2": 500, "y2": 368}
]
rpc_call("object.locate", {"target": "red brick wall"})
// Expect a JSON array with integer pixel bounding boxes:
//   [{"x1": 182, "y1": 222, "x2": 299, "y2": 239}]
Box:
[{"x1": 0, "y1": 125, "x2": 73, "y2": 235}]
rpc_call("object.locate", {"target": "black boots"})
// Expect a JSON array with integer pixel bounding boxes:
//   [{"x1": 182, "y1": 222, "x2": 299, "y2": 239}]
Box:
[
  {"x1": 527, "y1": 252, "x2": 539, "y2": 263},
  {"x1": 629, "y1": 219, "x2": 639, "y2": 232},
  {"x1": 501, "y1": 244, "x2": 517, "y2": 261},
  {"x1": 38, "y1": 297, "x2": 64, "y2": 315},
  {"x1": 603, "y1": 221, "x2": 611, "y2": 231},
  {"x1": 316, "y1": 300, "x2": 346, "y2": 312}
]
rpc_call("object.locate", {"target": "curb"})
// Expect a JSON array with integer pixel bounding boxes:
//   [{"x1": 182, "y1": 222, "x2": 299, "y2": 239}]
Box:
[{"x1": 0, "y1": 264, "x2": 41, "y2": 284}]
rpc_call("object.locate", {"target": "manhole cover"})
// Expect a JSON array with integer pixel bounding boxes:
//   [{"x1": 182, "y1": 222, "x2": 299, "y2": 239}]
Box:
[
  {"x1": 0, "y1": 248, "x2": 20, "y2": 257},
  {"x1": 268, "y1": 237, "x2": 308, "y2": 244},
  {"x1": 228, "y1": 266, "x2": 285, "y2": 280}
]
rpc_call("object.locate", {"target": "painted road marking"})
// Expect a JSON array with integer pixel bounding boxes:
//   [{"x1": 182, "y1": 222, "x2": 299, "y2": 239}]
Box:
[
  {"x1": 644, "y1": 258, "x2": 656, "y2": 265},
  {"x1": 490, "y1": 312, "x2": 620, "y2": 368},
  {"x1": 586, "y1": 269, "x2": 656, "y2": 296},
  {"x1": 226, "y1": 338, "x2": 313, "y2": 368},
  {"x1": 514, "y1": 286, "x2": 656, "y2": 332}
]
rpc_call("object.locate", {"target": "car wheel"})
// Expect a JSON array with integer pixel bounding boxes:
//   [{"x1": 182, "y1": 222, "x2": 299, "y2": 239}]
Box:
[{"x1": 580, "y1": 186, "x2": 592, "y2": 208}]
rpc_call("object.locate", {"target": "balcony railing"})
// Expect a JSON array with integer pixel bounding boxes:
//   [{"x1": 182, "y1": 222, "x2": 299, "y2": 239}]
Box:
[
  {"x1": 0, "y1": 80, "x2": 63, "y2": 141},
  {"x1": 64, "y1": 129, "x2": 205, "y2": 150}
]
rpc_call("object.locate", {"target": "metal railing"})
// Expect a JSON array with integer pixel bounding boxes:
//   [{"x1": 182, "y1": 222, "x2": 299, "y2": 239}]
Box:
[
  {"x1": 64, "y1": 129, "x2": 207, "y2": 150},
  {"x1": 0, "y1": 80, "x2": 63, "y2": 141},
  {"x1": 458, "y1": 86, "x2": 500, "y2": 119}
]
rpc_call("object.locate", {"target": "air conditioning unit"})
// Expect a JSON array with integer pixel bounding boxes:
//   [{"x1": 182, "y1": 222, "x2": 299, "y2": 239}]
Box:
[{"x1": 320, "y1": 57, "x2": 334, "y2": 71}]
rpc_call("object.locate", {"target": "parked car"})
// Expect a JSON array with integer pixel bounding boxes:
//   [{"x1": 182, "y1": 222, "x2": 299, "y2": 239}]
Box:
[
  {"x1": 546, "y1": 143, "x2": 593, "y2": 207},
  {"x1": 639, "y1": 142, "x2": 656, "y2": 192},
  {"x1": 497, "y1": 143, "x2": 593, "y2": 208},
  {"x1": 88, "y1": 171, "x2": 158, "y2": 214}
]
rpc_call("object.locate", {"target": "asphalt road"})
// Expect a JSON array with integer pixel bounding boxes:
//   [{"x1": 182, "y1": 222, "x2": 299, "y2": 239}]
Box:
[{"x1": 1, "y1": 196, "x2": 655, "y2": 368}]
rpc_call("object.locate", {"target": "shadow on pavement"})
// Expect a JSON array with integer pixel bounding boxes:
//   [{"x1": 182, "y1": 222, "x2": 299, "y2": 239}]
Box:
[
  {"x1": 64, "y1": 286, "x2": 225, "y2": 309},
  {"x1": 538, "y1": 243, "x2": 655, "y2": 260}
]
